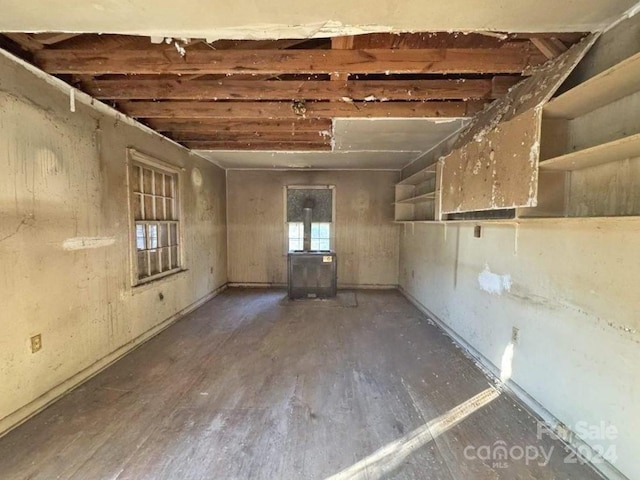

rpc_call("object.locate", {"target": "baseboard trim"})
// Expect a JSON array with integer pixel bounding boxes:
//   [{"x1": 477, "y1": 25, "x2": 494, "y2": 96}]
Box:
[
  {"x1": 339, "y1": 284, "x2": 398, "y2": 290},
  {"x1": 227, "y1": 282, "x2": 398, "y2": 290},
  {"x1": 228, "y1": 282, "x2": 286, "y2": 288},
  {"x1": 0, "y1": 282, "x2": 228, "y2": 438},
  {"x1": 399, "y1": 286, "x2": 627, "y2": 480}
]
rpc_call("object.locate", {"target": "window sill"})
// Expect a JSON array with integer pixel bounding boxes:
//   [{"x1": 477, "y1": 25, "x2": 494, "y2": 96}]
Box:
[{"x1": 129, "y1": 268, "x2": 189, "y2": 295}]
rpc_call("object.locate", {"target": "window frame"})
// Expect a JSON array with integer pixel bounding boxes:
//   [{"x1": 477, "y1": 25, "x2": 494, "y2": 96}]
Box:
[
  {"x1": 287, "y1": 221, "x2": 332, "y2": 252},
  {"x1": 283, "y1": 185, "x2": 336, "y2": 254},
  {"x1": 126, "y1": 149, "x2": 185, "y2": 287}
]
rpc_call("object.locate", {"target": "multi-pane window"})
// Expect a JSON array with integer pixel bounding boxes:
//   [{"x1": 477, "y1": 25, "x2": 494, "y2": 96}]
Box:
[
  {"x1": 130, "y1": 156, "x2": 181, "y2": 284},
  {"x1": 287, "y1": 222, "x2": 332, "y2": 251},
  {"x1": 288, "y1": 222, "x2": 304, "y2": 251},
  {"x1": 311, "y1": 223, "x2": 331, "y2": 250}
]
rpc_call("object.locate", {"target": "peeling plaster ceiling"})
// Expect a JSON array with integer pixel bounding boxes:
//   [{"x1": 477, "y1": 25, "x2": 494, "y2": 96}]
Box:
[
  {"x1": 0, "y1": 0, "x2": 638, "y2": 38},
  {"x1": 196, "y1": 118, "x2": 466, "y2": 169},
  {"x1": 332, "y1": 118, "x2": 467, "y2": 152},
  {"x1": 196, "y1": 151, "x2": 423, "y2": 170}
]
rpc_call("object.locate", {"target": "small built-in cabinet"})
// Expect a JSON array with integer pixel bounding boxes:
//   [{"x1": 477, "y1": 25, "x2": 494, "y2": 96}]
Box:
[{"x1": 394, "y1": 162, "x2": 442, "y2": 222}]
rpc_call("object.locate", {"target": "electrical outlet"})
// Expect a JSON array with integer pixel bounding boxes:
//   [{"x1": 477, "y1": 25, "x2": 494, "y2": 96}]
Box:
[
  {"x1": 30, "y1": 334, "x2": 42, "y2": 353},
  {"x1": 511, "y1": 327, "x2": 520, "y2": 344}
]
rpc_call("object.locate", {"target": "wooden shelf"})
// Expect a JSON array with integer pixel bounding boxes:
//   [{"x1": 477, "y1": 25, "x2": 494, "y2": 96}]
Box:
[
  {"x1": 545, "y1": 52, "x2": 640, "y2": 119},
  {"x1": 395, "y1": 220, "x2": 440, "y2": 224},
  {"x1": 397, "y1": 216, "x2": 640, "y2": 225},
  {"x1": 395, "y1": 191, "x2": 436, "y2": 204},
  {"x1": 539, "y1": 133, "x2": 640, "y2": 171},
  {"x1": 397, "y1": 163, "x2": 437, "y2": 185}
]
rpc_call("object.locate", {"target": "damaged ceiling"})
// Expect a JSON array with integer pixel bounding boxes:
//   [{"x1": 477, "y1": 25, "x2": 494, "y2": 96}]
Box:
[
  {"x1": 198, "y1": 118, "x2": 468, "y2": 169},
  {"x1": 0, "y1": 1, "x2": 637, "y2": 169},
  {"x1": 0, "y1": 30, "x2": 588, "y2": 163}
]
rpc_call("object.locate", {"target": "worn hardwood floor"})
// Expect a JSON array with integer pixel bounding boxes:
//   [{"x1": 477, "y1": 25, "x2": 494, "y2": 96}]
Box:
[{"x1": 0, "y1": 289, "x2": 602, "y2": 480}]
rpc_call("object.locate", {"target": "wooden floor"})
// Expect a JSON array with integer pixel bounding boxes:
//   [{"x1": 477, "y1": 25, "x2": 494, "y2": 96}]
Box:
[{"x1": 0, "y1": 289, "x2": 601, "y2": 480}]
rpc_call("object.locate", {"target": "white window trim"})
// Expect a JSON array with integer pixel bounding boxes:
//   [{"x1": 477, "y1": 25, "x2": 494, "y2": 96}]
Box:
[
  {"x1": 283, "y1": 185, "x2": 336, "y2": 255},
  {"x1": 126, "y1": 148, "x2": 185, "y2": 287}
]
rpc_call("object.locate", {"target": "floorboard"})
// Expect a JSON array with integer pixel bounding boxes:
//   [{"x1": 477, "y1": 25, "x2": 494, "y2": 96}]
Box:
[{"x1": 0, "y1": 289, "x2": 602, "y2": 479}]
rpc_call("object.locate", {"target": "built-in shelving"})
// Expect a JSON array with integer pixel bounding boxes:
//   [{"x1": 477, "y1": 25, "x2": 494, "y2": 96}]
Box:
[
  {"x1": 539, "y1": 133, "x2": 640, "y2": 171},
  {"x1": 394, "y1": 161, "x2": 442, "y2": 222},
  {"x1": 396, "y1": 163, "x2": 437, "y2": 185},
  {"x1": 396, "y1": 215, "x2": 640, "y2": 225},
  {"x1": 395, "y1": 49, "x2": 640, "y2": 224},
  {"x1": 534, "y1": 50, "x2": 640, "y2": 219},
  {"x1": 545, "y1": 51, "x2": 640, "y2": 119},
  {"x1": 395, "y1": 191, "x2": 436, "y2": 204}
]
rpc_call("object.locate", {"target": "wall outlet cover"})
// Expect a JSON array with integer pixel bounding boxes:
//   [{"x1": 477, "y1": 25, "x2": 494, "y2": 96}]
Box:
[{"x1": 30, "y1": 334, "x2": 42, "y2": 353}]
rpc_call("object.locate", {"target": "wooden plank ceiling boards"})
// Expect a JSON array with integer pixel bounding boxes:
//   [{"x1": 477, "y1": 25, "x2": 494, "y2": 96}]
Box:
[{"x1": 0, "y1": 31, "x2": 585, "y2": 151}]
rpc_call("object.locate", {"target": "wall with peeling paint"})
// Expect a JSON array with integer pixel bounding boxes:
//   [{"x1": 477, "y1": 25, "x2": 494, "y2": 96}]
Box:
[
  {"x1": 0, "y1": 51, "x2": 227, "y2": 434},
  {"x1": 399, "y1": 217, "x2": 640, "y2": 480},
  {"x1": 226, "y1": 170, "x2": 400, "y2": 287},
  {"x1": 398, "y1": 17, "x2": 640, "y2": 480}
]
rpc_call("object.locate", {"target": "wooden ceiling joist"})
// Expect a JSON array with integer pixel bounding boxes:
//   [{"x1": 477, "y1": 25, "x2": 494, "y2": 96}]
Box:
[
  {"x1": 0, "y1": 30, "x2": 586, "y2": 152},
  {"x1": 121, "y1": 100, "x2": 483, "y2": 119},
  {"x1": 3, "y1": 33, "x2": 44, "y2": 51},
  {"x1": 83, "y1": 77, "x2": 520, "y2": 101},
  {"x1": 31, "y1": 33, "x2": 81, "y2": 45},
  {"x1": 34, "y1": 46, "x2": 546, "y2": 75},
  {"x1": 530, "y1": 37, "x2": 568, "y2": 59},
  {"x1": 182, "y1": 141, "x2": 331, "y2": 151},
  {"x1": 147, "y1": 119, "x2": 332, "y2": 133},
  {"x1": 146, "y1": 118, "x2": 333, "y2": 133},
  {"x1": 169, "y1": 131, "x2": 330, "y2": 143}
]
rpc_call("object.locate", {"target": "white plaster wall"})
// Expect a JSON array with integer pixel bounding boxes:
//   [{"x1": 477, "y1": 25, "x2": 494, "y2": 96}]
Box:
[
  {"x1": 0, "y1": 52, "x2": 227, "y2": 434},
  {"x1": 226, "y1": 170, "x2": 400, "y2": 287},
  {"x1": 399, "y1": 220, "x2": 640, "y2": 479}
]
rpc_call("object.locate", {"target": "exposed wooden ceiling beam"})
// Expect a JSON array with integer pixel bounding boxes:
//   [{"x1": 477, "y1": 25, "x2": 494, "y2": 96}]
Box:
[
  {"x1": 331, "y1": 36, "x2": 354, "y2": 81},
  {"x1": 31, "y1": 33, "x2": 81, "y2": 45},
  {"x1": 491, "y1": 75, "x2": 521, "y2": 96},
  {"x1": 530, "y1": 38, "x2": 568, "y2": 59},
  {"x1": 180, "y1": 38, "x2": 313, "y2": 81},
  {"x1": 331, "y1": 36, "x2": 355, "y2": 50},
  {"x1": 121, "y1": 100, "x2": 483, "y2": 119},
  {"x1": 514, "y1": 32, "x2": 584, "y2": 42},
  {"x1": 183, "y1": 141, "x2": 331, "y2": 151},
  {"x1": 353, "y1": 32, "x2": 507, "y2": 49},
  {"x1": 34, "y1": 46, "x2": 545, "y2": 75},
  {"x1": 169, "y1": 131, "x2": 330, "y2": 143},
  {"x1": 83, "y1": 78, "x2": 519, "y2": 101},
  {"x1": 146, "y1": 118, "x2": 332, "y2": 133},
  {"x1": 3, "y1": 33, "x2": 43, "y2": 51},
  {"x1": 208, "y1": 38, "x2": 314, "y2": 50}
]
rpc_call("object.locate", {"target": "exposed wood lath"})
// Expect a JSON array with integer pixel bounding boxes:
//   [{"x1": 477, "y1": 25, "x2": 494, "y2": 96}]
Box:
[{"x1": 0, "y1": 31, "x2": 586, "y2": 151}]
